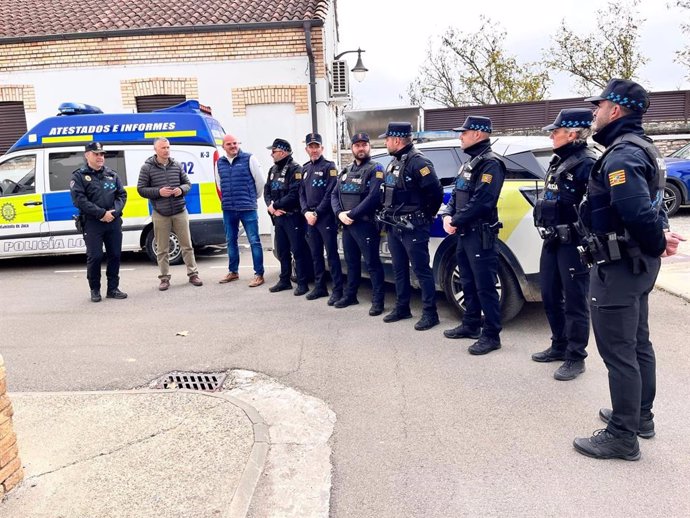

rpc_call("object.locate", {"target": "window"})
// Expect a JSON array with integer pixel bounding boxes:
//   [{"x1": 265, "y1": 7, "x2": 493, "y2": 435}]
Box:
[
  {"x1": 0, "y1": 155, "x2": 36, "y2": 197},
  {"x1": 0, "y1": 102, "x2": 28, "y2": 155},
  {"x1": 424, "y1": 149, "x2": 463, "y2": 185},
  {"x1": 135, "y1": 95, "x2": 186, "y2": 113},
  {"x1": 48, "y1": 151, "x2": 127, "y2": 191}
]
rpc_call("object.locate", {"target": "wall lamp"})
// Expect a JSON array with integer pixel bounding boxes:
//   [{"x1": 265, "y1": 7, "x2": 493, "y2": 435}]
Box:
[{"x1": 334, "y1": 48, "x2": 368, "y2": 83}]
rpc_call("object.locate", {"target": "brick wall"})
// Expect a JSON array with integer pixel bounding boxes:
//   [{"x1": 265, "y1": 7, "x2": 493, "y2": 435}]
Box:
[
  {"x1": 232, "y1": 85, "x2": 310, "y2": 116},
  {"x1": 0, "y1": 84, "x2": 36, "y2": 111},
  {"x1": 0, "y1": 355, "x2": 23, "y2": 497},
  {"x1": 0, "y1": 28, "x2": 326, "y2": 77},
  {"x1": 120, "y1": 78, "x2": 199, "y2": 111}
]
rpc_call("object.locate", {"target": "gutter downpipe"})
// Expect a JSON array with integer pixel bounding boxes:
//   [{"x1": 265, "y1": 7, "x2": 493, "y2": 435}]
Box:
[{"x1": 303, "y1": 21, "x2": 318, "y2": 133}]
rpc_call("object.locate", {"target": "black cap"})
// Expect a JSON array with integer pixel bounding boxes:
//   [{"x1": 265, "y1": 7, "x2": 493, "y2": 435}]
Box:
[
  {"x1": 351, "y1": 132, "x2": 370, "y2": 144},
  {"x1": 378, "y1": 122, "x2": 412, "y2": 138},
  {"x1": 453, "y1": 116, "x2": 492, "y2": 133},
  {"x1": 85, "y1": 141, "x2": 105, "y2": 153},
  {"x1": 584, "y1": 78, "x2": 650, "y2": 113},
  {"x1": 542, "y1": 108, "x2": 594, "y2": 131},
  {"x1": 266, "y1": 138, "x2": 292, "y2": 153},
  {"x1": 305, "y1": 133, "x2": 323, "y2": 145}
]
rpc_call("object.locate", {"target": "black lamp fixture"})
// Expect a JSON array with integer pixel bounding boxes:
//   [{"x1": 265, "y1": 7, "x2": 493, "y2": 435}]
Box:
[{"x1": 334, "y1": 48, "x2": 368, "y2": 82}]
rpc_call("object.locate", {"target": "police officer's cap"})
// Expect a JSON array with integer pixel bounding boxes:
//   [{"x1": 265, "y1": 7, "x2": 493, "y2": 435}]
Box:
[
  {"x1": 305, "y1": 133, "x2": 323, "y2": 145},
  {"x1": 453, "y1": 116, "x2": 492, "y2": 133},
  {"x1": 267, "y1": 138, "x2": 292, "y2": 153},
  {"x1": 85, "y1": 141, "x2": 105, "y2": 153},
  {"x1": 351, "y1": 132, "x2": 370, "y2": 145},
  {"x1": 584, "y1": 78, "x2": 650, "y2": 113},
  {"x1": 542, "y1": 108, "x2": 594, "y2": 131},
  {"x1": 378, "y1": 122, "x2": 412, "y2": 138}
]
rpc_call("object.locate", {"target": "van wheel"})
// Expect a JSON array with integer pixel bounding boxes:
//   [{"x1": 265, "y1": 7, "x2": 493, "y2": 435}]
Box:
[
  {"x1": 145, "y1": 230, "x2": 184, "y2": 266},
  {"x1": 441, "y1": 251, "x2": 525, "y2": 323},
  {"x1": 663, "y1": 182, "x2": 682, "y2": 217}
]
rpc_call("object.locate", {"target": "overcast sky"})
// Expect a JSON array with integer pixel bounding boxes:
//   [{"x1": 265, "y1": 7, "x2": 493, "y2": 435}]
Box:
[{"x1": 336, "y1": 0, "x2": 690, "y2": 109}]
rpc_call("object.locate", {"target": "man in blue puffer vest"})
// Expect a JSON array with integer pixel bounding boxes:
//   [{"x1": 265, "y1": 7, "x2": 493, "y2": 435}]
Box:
[{"x1": 215, "y1": 134, "x2": 266, "y2": 287}]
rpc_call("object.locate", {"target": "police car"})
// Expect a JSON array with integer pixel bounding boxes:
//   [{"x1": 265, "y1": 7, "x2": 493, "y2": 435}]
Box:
[
  {"x1": 370, "y1": 136, "x2": 554, "y2": 322},
  {"x1": 0, "y1": 100, "x2": 226, "y2": 263}
]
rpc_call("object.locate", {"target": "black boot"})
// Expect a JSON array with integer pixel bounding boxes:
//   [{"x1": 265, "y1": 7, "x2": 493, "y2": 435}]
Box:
[
  {"x1": 383, "y1": 308, "x2": 413, "y2": 323},
  {"x1": 90, "y1": 289, "x2": 102, "y2": 303},
  {"x1": 443, "y1": 325, "x2": 480, "y2": 339},
  {"x1": 327, "y1": 292, "x2": 343, "y2": 306},
  {"x1": 468, "y1": 335, "x2": 501, "y2": 355},
  {"x1": 414, "y1": 313, "x2": 439, "y2": 331},
  {"x1": 294, "y1": 284, "x2": 309, "y2": 296},
  {"x1": 269, "y1": 281, "x2": 292, "y2": 293},
  {"x1": 573, "y1": 429, "x2": 641, "y2": 461},
  {"x1": 306, "y1": 287, "x2": 328, "y2": 300},
  {"x1": 553, "y1": 360, "x2": 585, "y2": 381},
  {"x1": 368, "y1": 303, "x2": 384, "y2": 316},
  {"x1": 599, "y1": 408, "x2": 655, "y2": 439},
  {"x1": 334, "y1": 296, "x2": 359, "y2": 308},
  {"x1": 531, "y1": 346, "x2": 567, "y2": 363}
]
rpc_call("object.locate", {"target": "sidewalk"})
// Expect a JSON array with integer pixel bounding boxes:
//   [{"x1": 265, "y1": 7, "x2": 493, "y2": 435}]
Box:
[{"x1": 657, "y1": 252, "x2": 690, "y2": 301}]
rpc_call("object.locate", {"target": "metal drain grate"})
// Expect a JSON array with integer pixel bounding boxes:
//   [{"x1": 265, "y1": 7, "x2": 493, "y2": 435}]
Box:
[{"x1": 157, "y1": 372, "x2": 227, "y2": 392}]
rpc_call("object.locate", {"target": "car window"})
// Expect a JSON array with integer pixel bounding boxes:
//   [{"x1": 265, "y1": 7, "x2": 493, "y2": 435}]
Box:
[
  {"x1": 0, "y1": 155, "x2": 36, "y2": 197},
  {"x1": 669, "y1": 143, "x2": 690, "y2": 159},
  {"x1": 48, "y1": 151, "x2": 127, "y2": 191},
  {"x1": 424, "y1": 149, "x2": 462, "y2": 185}
]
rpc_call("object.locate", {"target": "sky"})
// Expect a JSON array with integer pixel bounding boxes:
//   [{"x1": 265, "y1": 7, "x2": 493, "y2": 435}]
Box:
[{"x1": 336, "y1": 0, "x2": 690, "y2": 109}]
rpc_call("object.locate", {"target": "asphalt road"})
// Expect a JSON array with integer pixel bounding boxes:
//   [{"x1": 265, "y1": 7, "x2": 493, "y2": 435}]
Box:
[{"x1": 2, "y1": 209, "x2": 690, "y2": 517}]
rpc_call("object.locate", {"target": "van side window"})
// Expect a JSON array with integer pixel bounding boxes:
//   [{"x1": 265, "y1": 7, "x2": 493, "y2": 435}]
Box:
[
  {"x1": 0, "y1": 155, "x2": 36, "y2": 197},
  {"x1": 48, "y1": 151, "x2": 127, "y2": 191}
]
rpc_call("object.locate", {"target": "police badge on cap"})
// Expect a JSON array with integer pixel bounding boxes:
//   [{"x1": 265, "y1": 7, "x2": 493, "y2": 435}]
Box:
[
  {"x1": 585, "y1": 78, "x2": 650, "y2": 113},
  {"x1": 85, "y1": 141, "x2": 105, "y2": 153},
  {"x1": 305, "y1": 133, "x2": 323, "y2": 145},
  {"x1": 351, "y1": 132, "x2": 370, "y2": 144},
  {"x1": 542, "y1": 108, "x2": 594, "y2": 131}
]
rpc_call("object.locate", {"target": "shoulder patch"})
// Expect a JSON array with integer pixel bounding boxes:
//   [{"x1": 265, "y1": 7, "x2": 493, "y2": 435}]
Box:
[
  {"x1": 330, "y1": 169, "x2": 338, "y2": 177},
  {"x1": 69, "y1": 180, "x2": 75, "y2": 189},
  {"x1": 481, "y1": 173, "x2": 493, "y2": 184},
  {"x1": 608, "y1": 170, "x2": 626, "y2": 187},
  {"x1": 419, "y1": 166, "x2": 431, "y2": 177},
  {"x1": 85, "y1": 175, "x2": 92, "y2": 182},
  {"x1": 376, "y1": 171, "x2": 384, "y2": 179},
  {"x1": 294, "y1": 172, "x2": 302, "y2": 180}
]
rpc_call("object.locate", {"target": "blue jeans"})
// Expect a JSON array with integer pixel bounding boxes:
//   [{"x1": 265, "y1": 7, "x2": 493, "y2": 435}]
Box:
[{"x1": 222, "y1": 209, "x2": 264, "y2": 275}]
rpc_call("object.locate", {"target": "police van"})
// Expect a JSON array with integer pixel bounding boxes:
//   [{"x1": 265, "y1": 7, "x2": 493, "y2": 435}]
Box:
[
  {"x1": 370, "y1": 136, "x2": 554, "y2": 322},
  {"x1": 0, "y1": 100, "x2": 226, "y2": 263}
]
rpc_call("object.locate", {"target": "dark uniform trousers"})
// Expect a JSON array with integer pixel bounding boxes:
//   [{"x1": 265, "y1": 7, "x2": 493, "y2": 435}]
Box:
[
  {"x1": 274, "y1": 213, "x2": 310, "y2": 285},
  {"x1": 84, "y1": 217, "x2": 123, "y2": 292},
  {"x1": 342, "y1": 221, "x2": 385, "y2": 305},
  {"x1": 306, "y1": 215, "x2": 343, "y2": 293},
  {"x1": 387, "y1": 226, "x2": 436, "y2": 315},
  {"x1": 457, "y1": 228, "x2": 501, "y2": 338},
  {"x1": 540, "y1": 242, "x2": 590, "y2": 360},
  {"x1": 590, "y1": 254, "x2": 660, "y2": 438}
]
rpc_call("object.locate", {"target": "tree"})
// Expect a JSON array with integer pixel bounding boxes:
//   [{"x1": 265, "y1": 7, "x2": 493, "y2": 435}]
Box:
[
  {"x1": 407, "y1": 17, "x2": 550, "y2": 107},
  {"x1": 544, "y1": 0, "x2": 648, "y2": 96},
  {"x1": 674, "y1": 0, "x2": 690, "y2": 78}
]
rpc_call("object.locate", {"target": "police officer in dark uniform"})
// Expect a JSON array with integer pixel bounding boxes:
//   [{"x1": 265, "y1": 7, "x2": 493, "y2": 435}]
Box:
[
  {"x1": 331, "y1": 132, "x2": 386, "y2": 315},
  {"x1": 573, "y1": 79, "x2": 669, "y2": 461},
  {"x1": 441, "y1": 116, "x2": 505, "y2": 355},
  {"x1": 378, "y1": 122, "x2": 443, "y2": 331},
  {"x1": 264, "y1": 138, "x2": 311, "y2": 295},
  {"x1": 299, "y1": 133, "x2": 344, "y2": 305},
  {"x1": 531, "y1": 109, "x2": 596, "y2": 380},
  {"x1": 70, "y1": 142, "x2": 128, "y2": 302}
]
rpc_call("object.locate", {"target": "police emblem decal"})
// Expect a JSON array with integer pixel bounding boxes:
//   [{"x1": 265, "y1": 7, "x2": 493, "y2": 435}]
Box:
[
  {"x1": 481, "y1": 173, "x2": 493, "y2": 184},
  {"x1": 85, "y1": 175, "x2": 92, "y2": 182},
  {"x1": 419, "y1": 166, "x2": 431, "y2": 177},
  {"x1": 608, "y1": 170, "x2": 626, "y2": 187},
  {"x1": 1, "y1": 202, "x2": 17, "y2": 222}
]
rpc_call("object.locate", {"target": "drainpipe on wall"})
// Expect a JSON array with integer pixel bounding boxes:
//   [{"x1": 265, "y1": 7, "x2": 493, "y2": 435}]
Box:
[{"x1": 303, "y1": 21, "x2": 318, "y2": 133}]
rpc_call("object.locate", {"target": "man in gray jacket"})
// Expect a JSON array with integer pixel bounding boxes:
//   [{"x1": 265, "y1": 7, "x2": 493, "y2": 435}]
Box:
[{"x1": 137, "y1": 137, "x2": 203, "y2": 290}]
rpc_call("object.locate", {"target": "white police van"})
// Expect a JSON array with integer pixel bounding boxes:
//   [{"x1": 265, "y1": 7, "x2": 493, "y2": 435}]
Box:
[
  {"x1": 370, "y1": 136, "x2": 554, "y2": 322},
  {"x1": 0, "y1": 100, "x2": 226, "y2": 264}
]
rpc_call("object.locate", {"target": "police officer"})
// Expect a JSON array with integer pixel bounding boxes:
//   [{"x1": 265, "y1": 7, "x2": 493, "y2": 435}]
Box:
[
  {"x1": 264, "y1": 138, "x2": 311, "y2": 295},
  {"x1": 299, "y1": 133, "x2": 344, "y2": 305},
  {"x1": 331, "y1": 132, "x2": 386, "y2": 315},
  {"x1": 573, "y1": 79, "x2": 670, "y2": 460},
  {"x1": 378, "y1": 122, "x2": 443, "y2": 331},
  {"x1": 531, "y1": 109, "x2": 596, "y2": 380},
  {"x1": 70, "y1": 142, "x2": 128, "y2": 302},
  {"x1": 441, "y1": 116, "x2": 505, "y2": 355}
]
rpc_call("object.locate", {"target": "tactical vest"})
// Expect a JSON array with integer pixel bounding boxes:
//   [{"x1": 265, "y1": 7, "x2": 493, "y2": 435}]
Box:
[
  {"x1": 339, "y1": 161, "x2": 377, "y2": 211},
  {"x1": 586, "y1": 133, "x2": 666, "y2": 236},
  {"x1": 535, "y1": 148, "x2": 596, "y2": 227},
  {"x1": 454, "y1": 151, "x2": 502, "y2": 220},
  {"x1": 383, "y1": 148, "x2": 422, "y2": 212}
]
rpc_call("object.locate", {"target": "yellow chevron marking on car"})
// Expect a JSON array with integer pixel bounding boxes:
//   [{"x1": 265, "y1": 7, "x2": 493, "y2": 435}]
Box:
[
  {"x1": 496, "y1": 182, "x2": 533, "y2": 239},
  {"x1": 144, "y1": 130, "x2": 197, "y2": 139},
  {"x1": 198, "y1": 182, "x2": 222, "y2": 213},
  {"x1": 42, "y1": 135, "x2": 94, "y2": 144},
  {"x1": 0, "y1": 194, "x2": 44, "y2": 223},
  {"x1": 121, "y1": 187, "x2": 150, "y2": 218}
]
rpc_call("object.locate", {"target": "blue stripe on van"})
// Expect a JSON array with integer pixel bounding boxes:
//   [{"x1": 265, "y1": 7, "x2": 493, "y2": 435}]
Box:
[
  {"x1": 43, "y1": 192, "x2": 77, "y2": 222},
  {"x1": 185, "y1": 184, "x2": 201, "y2": 214}
]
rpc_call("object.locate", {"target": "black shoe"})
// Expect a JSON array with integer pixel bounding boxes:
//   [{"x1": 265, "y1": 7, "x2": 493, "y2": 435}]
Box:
[
  {"x1": 294, "y1": 285, "x2": 309, "y2": 296},
  {"x1": 573, "y1": 429, "x2": 641, "y2": 461},
  {"x1": 599, "y1": 408, "x2": 655, "y2": 439},
  {"x1": 334, "y1": 296, "x2": 359, "y2": 309},
  {"x1": 306, "y1": 288, "x2": 328, "y2": 300},
  {"x1": 327, "y1": 292, "x2": 343, "y2": 306},
  {"x1": 468, "y1": 335, "x2": 501, "y2": 355},
  {"x1": 269, "y1": 281, "x2": 292, "y2": 293},
  {"x1": 414, "y1": 313, "x2": 440, "y2": 331},
  {"x1": 106, "y1": 289, "x2": 128, "y2": 300},
  {"x1": 554, "y1": 360, "x2": 585, "y2": 381},
  {"x1": 368, "y1": 304, "x2": 384, "y2": 316},
  {"x1": 443, "y1": 325, "x2": 480, "y2": 339},
  {"x1": 531, "y1": 346, "x2": 567, "y2": 363},
  {"x1": 90, "y1": 290, "x2": 102, "y2": 303},
  {"x1": 383, "y1": 308, "x2": 413, "y2": 323}
]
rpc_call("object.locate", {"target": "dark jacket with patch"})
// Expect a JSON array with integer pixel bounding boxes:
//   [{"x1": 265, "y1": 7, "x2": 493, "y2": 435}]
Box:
[
  {"x1": 70, "y1": 165, "x2": 127, "y2": 220},
  {"x1": 137, "y1": 156, "x2": 191, "y2": 217}
]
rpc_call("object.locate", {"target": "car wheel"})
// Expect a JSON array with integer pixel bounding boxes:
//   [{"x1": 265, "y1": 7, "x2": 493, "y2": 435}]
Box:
[
  {"x1": 145, "y1": 230, "x2": 184, "y2": 265},
  {"x1": 441, "y1": 251, "x2": 525, "y2": 323},
  {"x1": 663, "y1": 182, "x2": 682, "y2": 217}
]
